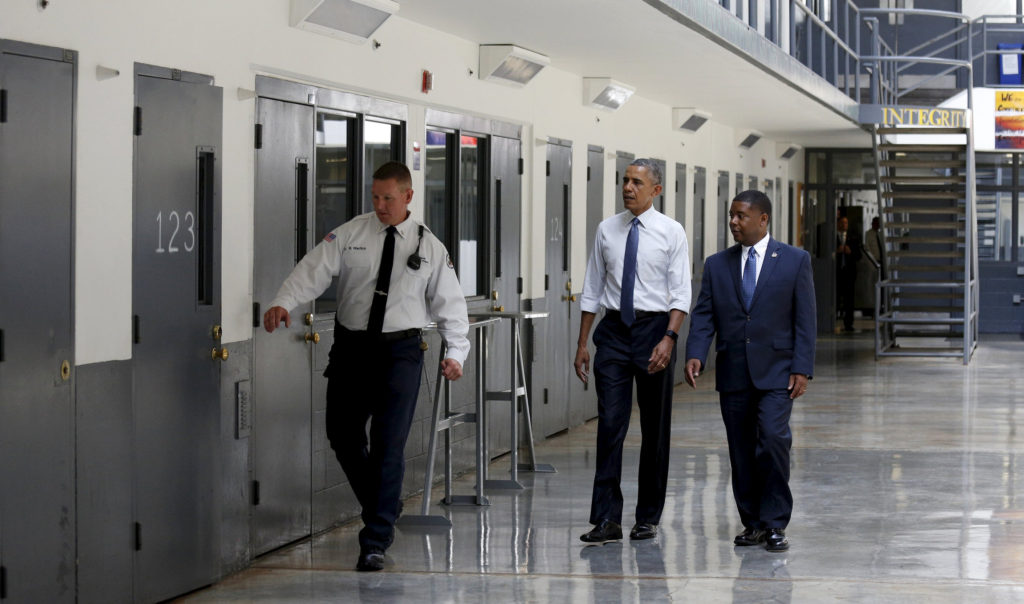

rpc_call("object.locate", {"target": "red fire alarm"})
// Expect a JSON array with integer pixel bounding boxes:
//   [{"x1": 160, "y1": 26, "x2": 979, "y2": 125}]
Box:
[{"x1": 421, "y1": 70, "x2": 433, "y2": 94}]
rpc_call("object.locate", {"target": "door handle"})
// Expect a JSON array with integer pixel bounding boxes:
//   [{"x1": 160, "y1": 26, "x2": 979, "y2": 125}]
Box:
[
  {"x1": 211, "y1": 324, "x2": 222, "y2": 340},
  {"x1": 304, "y1": 313, "x2": 314, "y2": 326},
  {"x1": 561, "y1": 294, "x2": 577, "y2": 302},
  {"x1": 211, "y1": 347, "x2": 229, "y2": 361},
  {"x1": 305, "y1": 332, "x2": 320, "y2": 344}
]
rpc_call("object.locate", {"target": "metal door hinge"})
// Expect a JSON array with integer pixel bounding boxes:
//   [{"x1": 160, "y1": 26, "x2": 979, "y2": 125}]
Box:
[
  {"x1": 0, "y1": 328, "x2": 4, "y2": 362},
  {"x1": 1, "y1": 564, "x2": 6, "y2": 599},
  {"x1": 252, "y1": 480, "x2": 261, "y2": 506},
  {"x1": 517, "y1": 277, "x2": 523, "y2": 295},
  {"x1": 518, "y1": 157, "x2": 524, "y2": 175},
  {"x1": 171, "y1": 68, "x2": 182, "y2": 81},
  {"x1": 252, "y1": 302, "x2": 261, "y2": 328},
  {"x1": 133, "y1": 106, "x2": 142, "y2": 136},
  {"x1": 133, "y1": 315, "x2": 140, "y2": 344},
  {"x1": 546, "y1": 160, "x2": 550, "y2": 177},
  {"x1": 63, "y1": 49, "x2": 74, "y2": 63},
  {"x1": 254, "y1": 123, "x2": 263, "y2": 149},
  {"x1": 134, "y1": 522, "x2": 142, "y2": 551},
  {"x1": 0, "y1": 89, "x2": 7, "y2": 124},
  {"x1": 544, "y1": 274, "x2": 549, "y2": 290},
  {"x1": 587, "y1": 166, "x2": 591, "y2": 181}
]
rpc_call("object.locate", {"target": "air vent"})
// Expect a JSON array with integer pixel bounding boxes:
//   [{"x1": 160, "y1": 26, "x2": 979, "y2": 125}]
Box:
[{"x1": 777, "y1": 142, "x2": 802, "y2": 160}]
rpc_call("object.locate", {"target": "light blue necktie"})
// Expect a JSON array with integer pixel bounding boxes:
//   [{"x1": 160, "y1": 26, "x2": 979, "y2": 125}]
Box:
[
  {"x1": 620, "y1": 217, "x2": 639, "y2": 326},
  {"x1": 742, "y1": 247, "x2": 757, "y2": 310}
]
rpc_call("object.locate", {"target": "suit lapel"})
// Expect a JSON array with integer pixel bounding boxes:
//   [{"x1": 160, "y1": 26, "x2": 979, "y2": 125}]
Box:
[
  {"x1": 727, "y1": 244, "x2": 744, "y2": 307},
  {"x1": 749, "y1": 238, "x2": 781, "y2": 310}
]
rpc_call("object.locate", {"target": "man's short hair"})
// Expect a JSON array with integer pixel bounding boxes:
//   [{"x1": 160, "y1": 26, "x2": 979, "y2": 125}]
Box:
[
  {"x1": 733, "y1": 189, "x2": 772, "y2": 220},
  {"x1": 372, "y1": 161, "x2": 412, "y2": 189},
  {"x1": 629, "y1": 158, "x2": 663, "y2": 186}
]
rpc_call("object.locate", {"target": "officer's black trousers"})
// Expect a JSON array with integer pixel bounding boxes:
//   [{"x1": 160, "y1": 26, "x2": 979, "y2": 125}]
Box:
[{"x1": 325, "y1": 327, "x2": 424, "y2": 552}]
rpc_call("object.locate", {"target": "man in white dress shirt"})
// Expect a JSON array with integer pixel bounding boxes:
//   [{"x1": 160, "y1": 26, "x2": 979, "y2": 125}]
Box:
[
  {"x1": 263, "y1": 161, "x2": 469, "y2": 571},
  {"x1": 574, "y1": 158, "x2": 691, "y2": 544}
]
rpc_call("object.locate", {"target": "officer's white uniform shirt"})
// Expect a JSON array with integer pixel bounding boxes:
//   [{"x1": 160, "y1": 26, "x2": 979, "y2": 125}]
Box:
[
  {"x1": 270, "y1": 212, "x2": 470, "y2": 365},
  {"x1": 580, "y1": 206, "x2": 691, "y2": 315}
]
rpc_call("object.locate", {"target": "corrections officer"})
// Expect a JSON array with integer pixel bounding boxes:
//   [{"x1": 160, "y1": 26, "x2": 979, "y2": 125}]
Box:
[
  {"x1": 263, "y1": 161, "x2": 469, "y2": 572},
  {"x1": 574, "y1": 158, "x2": 691, "y2": 544}
]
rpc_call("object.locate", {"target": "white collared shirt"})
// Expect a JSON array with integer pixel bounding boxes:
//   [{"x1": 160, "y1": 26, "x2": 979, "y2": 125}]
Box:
[
  {"x1": 269, "y1": 212, "x2": 470, "y2": 364},
  {"x1": 580, "y1": 206, "x2": 691, "y2": 315},
  {"x1": 741, "y1": 233, "x2": 771, "y2": 284}
]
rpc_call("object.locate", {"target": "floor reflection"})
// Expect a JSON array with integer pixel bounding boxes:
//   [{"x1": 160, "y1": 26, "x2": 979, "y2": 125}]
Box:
[{"x1": 180, "y1": 334, "x2": 1024, "y2": 603}]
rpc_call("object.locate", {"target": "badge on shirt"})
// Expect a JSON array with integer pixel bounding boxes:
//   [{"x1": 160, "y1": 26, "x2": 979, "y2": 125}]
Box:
[{"x1": 446, "y1": 253, "x2": 454, "y2": 269}]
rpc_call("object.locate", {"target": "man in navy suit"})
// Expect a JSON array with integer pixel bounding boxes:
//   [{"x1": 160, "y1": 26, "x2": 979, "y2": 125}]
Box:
[{"x1": 684, "y1": 190, "x2": 815, "y2": 553}]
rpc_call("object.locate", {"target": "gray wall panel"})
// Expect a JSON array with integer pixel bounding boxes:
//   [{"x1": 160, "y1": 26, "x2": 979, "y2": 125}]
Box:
[{"x1": 76, "y1": 360, "x2": 132, "y2": 604}]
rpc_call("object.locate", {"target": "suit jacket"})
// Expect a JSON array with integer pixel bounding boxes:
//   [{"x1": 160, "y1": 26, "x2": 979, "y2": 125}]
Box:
[
  {"x1": 836, "y1": 230, "x2": 861, "y2": 273},
  {"x1": 685, "y1": 237, "x2": 816, "y2": 392}
]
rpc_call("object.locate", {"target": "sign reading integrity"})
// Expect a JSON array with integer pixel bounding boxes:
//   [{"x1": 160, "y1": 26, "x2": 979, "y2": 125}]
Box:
[{"x1": 859, "y1": 105, "x2": 967, "y2": 127}]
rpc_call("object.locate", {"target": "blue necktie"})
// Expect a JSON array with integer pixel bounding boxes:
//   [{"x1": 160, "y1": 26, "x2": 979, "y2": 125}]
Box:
[
  {"x1": 620, "y1": 217, "x2": 639, "y2": 326},
  {"x1": 742, "y1": 247, "x2": 757, "y2": 310}
]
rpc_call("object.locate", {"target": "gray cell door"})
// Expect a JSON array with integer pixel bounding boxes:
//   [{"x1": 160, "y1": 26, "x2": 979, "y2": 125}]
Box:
[
  {"x1": 132, "y1": 65, "x2": 222, "y2": 603},
  {"x1": 570, "y1": 145, "x2": 605, "y2": 426},
  {"x1": 487, "y1": 135, "x2": 522, "y2": 454},
  {"x1": 0, "y1": 40, "x2": 76, "y2": 603},
  {"x1": 586, "y1": 146, "x2": 605, "y2": 258},
  {"x1": 693, "y1": 166, "x2": 707, "y2": 269},
  {"x1": 674, "y1": 163, "x2": 692, "y2": 380},
  {"x1": 252, "y1": 96, "x2": 315, "y2": 555},
  {"x1": 615, "y1": 151, "x2": 634, "y2": 189},
  {"x1": 718, "y1": 170, "x2": 731, "y2": 251},
  {"x1": 536, "y1": 142, "x2": 573, "y2": 438}
]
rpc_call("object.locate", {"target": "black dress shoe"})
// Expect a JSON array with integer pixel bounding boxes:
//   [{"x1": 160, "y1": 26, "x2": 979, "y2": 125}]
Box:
[
  {"x1": 580, "y1": 519, "x2": 622, "y2": 544},
  {"x1": 765, "y1": 528, "x2": 789, "y2": 552},
  {"x1": 629, "y1": 522, "x2": 658, "y2": 540},
  {"x1": 356, "y1": 547, "x2": 385, "y2": 571},
  {"x1": 733, "y1": 528, "x2": 767, "y2": 546}
]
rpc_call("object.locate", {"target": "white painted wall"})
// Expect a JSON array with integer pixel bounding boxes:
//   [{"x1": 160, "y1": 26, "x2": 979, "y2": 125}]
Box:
[{"x1": 2, "y1": 0, "x2": 799, "y2": 365}]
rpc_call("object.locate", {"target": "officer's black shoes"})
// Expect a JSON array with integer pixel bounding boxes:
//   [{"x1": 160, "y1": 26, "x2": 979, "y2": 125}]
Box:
[
  {"x1": 580, "y1": 519, "x2": 622, "y2": 545},
  {"x1": 733, "y1": 528, "x2": 767, "y2": 546},
  {"x1": 629, "y1": 522, "x2": 658, "y2": 540},
  {"x1": 356, "y1": 547, "x2": 386, "y2": 571},
  {"x1": 765, "y1": 528, "x2": 789, "y2": 552}
]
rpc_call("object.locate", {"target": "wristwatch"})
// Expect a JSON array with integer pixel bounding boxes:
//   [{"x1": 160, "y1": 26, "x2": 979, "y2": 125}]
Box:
[{"x1": 664, "y1": 329, "x2": 678, "y2": 341}]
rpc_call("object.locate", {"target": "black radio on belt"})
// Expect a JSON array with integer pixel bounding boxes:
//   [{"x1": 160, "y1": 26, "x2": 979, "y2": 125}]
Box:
[{"x1": 407, "y1": 225, "x2": 424, "y2": 270}]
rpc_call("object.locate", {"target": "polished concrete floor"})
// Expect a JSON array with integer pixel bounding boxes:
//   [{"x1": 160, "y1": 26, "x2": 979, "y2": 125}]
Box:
[{"x1": 179, "y1": 326, "x2": 1024, "y2": 603}]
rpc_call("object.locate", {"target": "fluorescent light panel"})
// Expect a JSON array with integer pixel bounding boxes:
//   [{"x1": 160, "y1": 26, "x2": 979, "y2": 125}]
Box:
[
  {"x1": 479, "y1": 45, "x2": 550, "y2": 87},
  {"x1": 290, "y1": 0, "x2": 398, "y2": 44},
  {"x1": 672, "y1": 107, "x2": 711, "y2": 132},
  {"x1": 583, "y1": 78, "x2": 635, "y2": 111},
  {"x1": 738, "y1": 131, "x2": 762, "y2": 149}
]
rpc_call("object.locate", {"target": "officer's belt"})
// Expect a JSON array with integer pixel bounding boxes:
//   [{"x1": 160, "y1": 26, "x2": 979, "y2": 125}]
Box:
[
  {"x1": 336, "y1": 325, "x2": 422, "y2": 342},
  {"x1": 606, "y1": 309, "x2": 666, "y2": 321}
]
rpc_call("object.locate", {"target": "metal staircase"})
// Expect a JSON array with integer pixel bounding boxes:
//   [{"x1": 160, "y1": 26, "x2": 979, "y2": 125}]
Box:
[{"x1": 872, "y1": 126, "x2": 979, "y2": 363}]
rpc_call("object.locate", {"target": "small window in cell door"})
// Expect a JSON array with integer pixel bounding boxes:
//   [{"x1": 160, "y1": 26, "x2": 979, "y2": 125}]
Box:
[
  {"x1": 363, "y1": 118, "x2": 404, "y2": 212},
  {"x1": 423, "y1": 128, "x2": 490, "y2": 298}
]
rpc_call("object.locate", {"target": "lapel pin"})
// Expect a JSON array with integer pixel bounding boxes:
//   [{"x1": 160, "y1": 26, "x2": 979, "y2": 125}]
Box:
[{"x1": 771, "y1": 252, "x2": 778, "y2": 258}]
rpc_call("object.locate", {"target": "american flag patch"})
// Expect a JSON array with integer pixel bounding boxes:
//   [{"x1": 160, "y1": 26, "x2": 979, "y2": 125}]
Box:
[{"x1": 324, "y1": 233, "x2": 337, "y2": 242}]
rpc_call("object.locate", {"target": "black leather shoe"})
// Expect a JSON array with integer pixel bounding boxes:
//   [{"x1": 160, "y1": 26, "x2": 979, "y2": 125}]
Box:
[
  {"x1": 580, "y1": 519, "x2": 622, "y2": 544},
  {"x1": 356, "y1": 548, "x2": 385, "y2": 571},
  {"x1": 629, "y1": 522, "x2": 658, "y2": 540},
  {"x1": 733, "y1": 528, "x2": 767, "y2": 546},
  {"x1": 765, "y1": 528, "x2": 789, "y2": 552}
]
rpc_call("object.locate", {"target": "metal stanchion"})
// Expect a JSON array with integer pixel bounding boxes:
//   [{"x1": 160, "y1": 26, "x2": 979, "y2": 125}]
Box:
[{"x1": 398, "y1": 316, "x2": 500, "y2": 528}]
